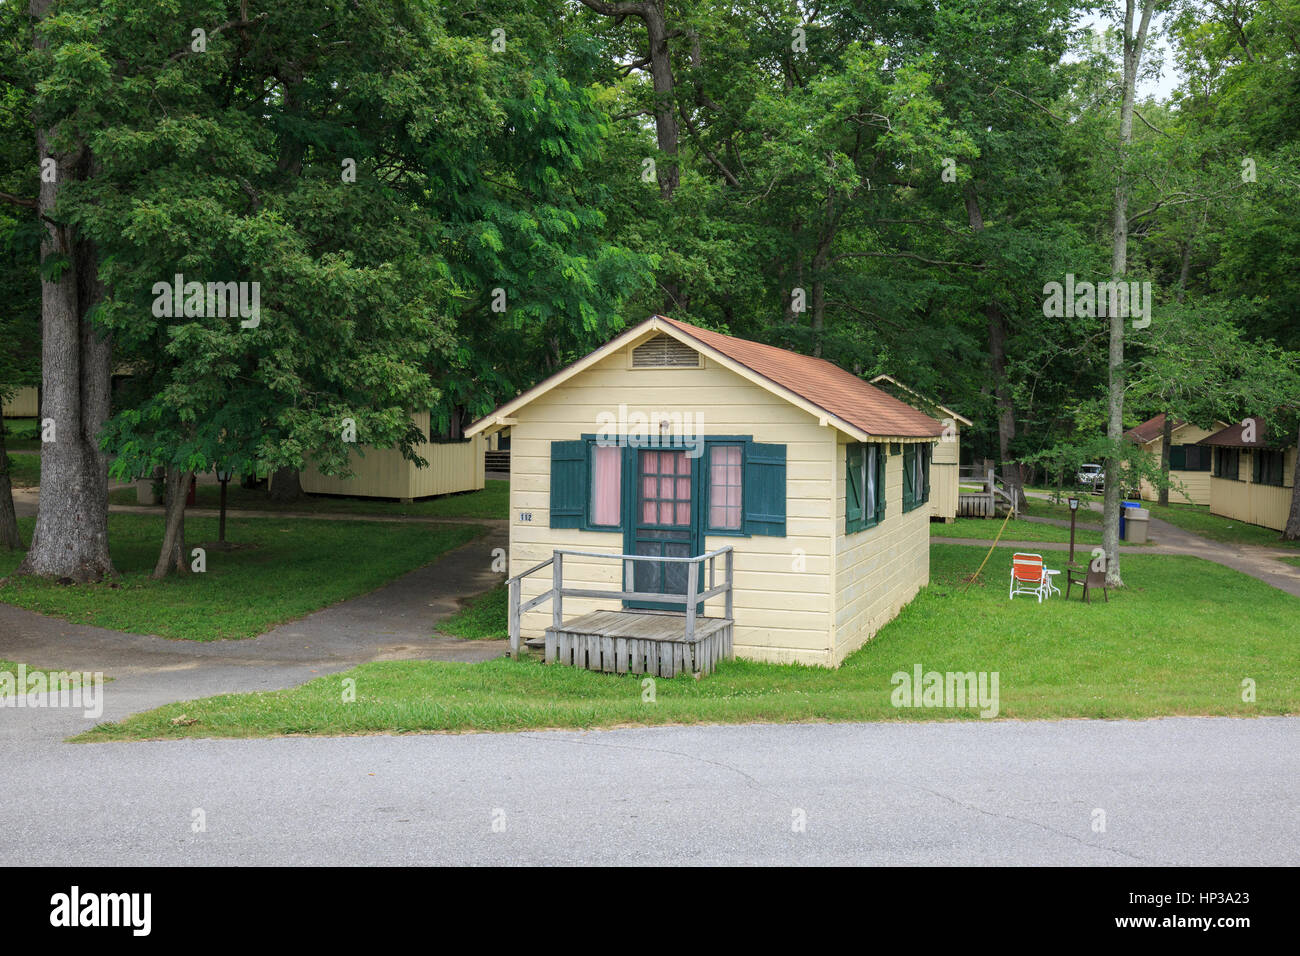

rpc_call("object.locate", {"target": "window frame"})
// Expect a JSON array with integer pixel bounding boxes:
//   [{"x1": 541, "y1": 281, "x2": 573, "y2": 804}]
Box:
[
  {"x1": 1253, "y1": 449, "x2": 1286, "y2": 487},
  {"x1": 903, "y1": 443, "x2": 931, "y2": 513},
  {"x1": 703, "y1": 441, "x2": 746, "y2": 536},
  {"x1": 846, "y1": 442, "x2": 885, "y2": 534},
  {"x1": 1214, "y1": 447, "x2": 1241, "y2": 480},
  {"x1": 585, "y1": 440, "x2": 624, "y2": 530}
]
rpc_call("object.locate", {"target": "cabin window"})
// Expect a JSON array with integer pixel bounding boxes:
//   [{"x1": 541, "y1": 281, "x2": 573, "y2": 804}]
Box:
[
  {"x1": 589, "y1": 443, "x2": 622, "y2": 527},
  {"x1": 707, "y1": 444, "x2": 743, "y2": 531},
  {"x1": 1169, "y1": 445, "x2": 1210, "y2": 471},
  {"x1": 902, "y1": 443, "x2": 931, "y2": 513},
  {"x1": 1214, "y1": 448, "x2": 1240, "y2": 480},
  {"x1": 846, "y1": 443, "x2": 885, "y2": 533},
  {"x1": 1253, "y1": 449, "x2": 1286, "y2": 487},
  {"x1": 549, "y1": 436, "x2": 785, "y2": 537}
]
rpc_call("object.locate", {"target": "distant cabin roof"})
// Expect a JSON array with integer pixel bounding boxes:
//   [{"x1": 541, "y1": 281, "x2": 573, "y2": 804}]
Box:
[
  {"x1": 466, "y1": 315, "x2": 945, "y2": 441},
  {"x1": 1198, "y1": 416, "x2": 1286, "y2": 449},
  {"x1": 866, "y1": 373, "x2": 971, "y2": 427},
  {"x1": 1125, "y1": 413, "x2": 1181, "y2": 445}
]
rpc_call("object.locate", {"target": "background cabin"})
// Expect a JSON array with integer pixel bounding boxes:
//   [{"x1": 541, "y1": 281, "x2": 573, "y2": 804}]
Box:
[
  {"x1": 869, "y1": 375, "x2": 969, "y2": 522},
  {"x1": 1200, "y1": 417, "x2": 1296, "y2": 532},
  {"x1": 1, "y1": 386, "x2": 38, "y2": 418},
  {"x1": 1124, "y1": 414, "x2": 1226, "y2": 505},
  {"x1": 296, "y1": 410, "x2": 486, "y2": 501}
]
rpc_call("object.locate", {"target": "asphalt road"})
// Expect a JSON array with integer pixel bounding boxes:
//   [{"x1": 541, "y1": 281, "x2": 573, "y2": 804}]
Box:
[{"x1": 4, "y1": 716, "x2": 1295, "y2": 865}]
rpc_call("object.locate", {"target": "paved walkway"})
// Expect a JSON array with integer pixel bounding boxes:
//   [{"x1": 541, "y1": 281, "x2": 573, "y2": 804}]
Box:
[{"x1": 1, "y1": 525, "x2": 509, "y2": 745}]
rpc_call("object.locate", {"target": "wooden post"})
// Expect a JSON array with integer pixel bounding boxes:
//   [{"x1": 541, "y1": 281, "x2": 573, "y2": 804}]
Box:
[
  {"x1": 685, "y1": 558, "x2": 697, "y2": 641},
  {"x1": 508, "y1": 576, "x2": 521, "y2": 660},
  {"x1": 552, "y1": 551, "x2": 563, "y2": 632},
  {"x1": 724, "y1": 548, "x2": 734, "y2": 621},
  {"x1": 624, "y1": 553, "x2": 635, "y2": 595}
]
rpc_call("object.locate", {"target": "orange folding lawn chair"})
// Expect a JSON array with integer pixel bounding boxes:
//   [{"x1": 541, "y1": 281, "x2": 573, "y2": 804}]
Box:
[{"x1": 1009, "y1": 552, "x2": 1048, "y2": 603}]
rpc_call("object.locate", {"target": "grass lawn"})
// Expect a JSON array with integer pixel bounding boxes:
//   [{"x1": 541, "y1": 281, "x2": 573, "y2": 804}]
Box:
[
  {"x1": 1, "y1": 418, "x2": 40, "y2": 451},
  {"x1": 107, "y1": 478, "x2": 509, "y2": 520},
  {"x1": 0, "y1": 514, "x2": 482, "y2": 640},
  {"x1": 78, "y1": 544, "x2": 1298, "y2": 741},
  {"x1": 4, "y1": 453, "x2": 39, "y2": 488},
  {"x1": 436, "y1": 584, "x2": 507, "y2": 640}
]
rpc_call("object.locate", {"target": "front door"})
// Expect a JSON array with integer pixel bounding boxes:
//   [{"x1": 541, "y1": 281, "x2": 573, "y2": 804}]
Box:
[{"x1": 626, "y1": 448, "x2": 701, "y2": 611}]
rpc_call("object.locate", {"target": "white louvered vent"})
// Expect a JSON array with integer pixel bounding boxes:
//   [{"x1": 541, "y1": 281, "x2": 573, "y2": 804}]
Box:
[{"x1": 631, "y1": 334, "x2": 700, "y2": 368}]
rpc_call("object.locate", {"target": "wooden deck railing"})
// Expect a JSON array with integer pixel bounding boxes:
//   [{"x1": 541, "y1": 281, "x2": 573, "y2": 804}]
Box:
[
  {"x1": 505, "y1": 546, "x2": 735, "y2": 659},
  {"x1": 958, "y1": 467, "x2": 1019, "y2": 518}
]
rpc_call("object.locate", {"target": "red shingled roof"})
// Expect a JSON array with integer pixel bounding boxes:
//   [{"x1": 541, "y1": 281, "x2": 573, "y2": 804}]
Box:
[
  {"x1": 1198, "y1": 416, "x2": 1278, "y2": 448},
  {"x1": 658, "y1": 316, "x2": 945, "y2": 438},
  {"x1": 1124, "y1": 413, "x2": 1186, "y2": 445}
]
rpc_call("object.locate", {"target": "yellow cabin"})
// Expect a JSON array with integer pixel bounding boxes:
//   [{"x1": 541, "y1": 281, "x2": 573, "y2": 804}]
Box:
[
  {"x1": 1200, "y1": 417, "x2": 1296, "y2": 532},
  {"x1": 297, "y1": 409, "x2": 486, "y2": 501},
  {"x1": 467, "y1": 315, "x2": 944, "y2": 670},
  {"x1": 1125, "y1": 414, "x2": 1227, "y2": 505},
  {"x1": 2, "y1": 386, "x2": 39, "y2": 419},
  {"x1": 869, "y1": 375, "x2": 970, "y2": 522}
]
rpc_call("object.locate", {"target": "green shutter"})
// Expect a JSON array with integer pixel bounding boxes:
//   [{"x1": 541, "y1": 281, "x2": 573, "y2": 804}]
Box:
[
  {"x1": 743, "y1": 442, "x2": 786, "y2": 536},
  {"x1": 549, "y1": 440, "x2": 587, "y2": 528},
  {"x1": 902, "y1": 445, "x2": 915, "y2": 511},
  {"x1": 922, "y1": 445, "x2": 931, "y2": 502},
  {"x1": 874, "y1": 444, "x2": 886, "y2": 524},
  {"x1": 1169, "y1": 445, "x2": 1187, "y2": 470},
  {"x1": 1252, "y1": 451, "x2": 1262, "y2": 484},
  {"x1": 846, "y1": 444, "x2": 864, "y2": 533}
]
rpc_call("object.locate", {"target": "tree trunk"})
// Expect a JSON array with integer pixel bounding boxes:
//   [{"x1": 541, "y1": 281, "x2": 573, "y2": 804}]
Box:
[
  {"x1": 151, "y1": 467, "x2": 192, "y2": 579},
  {"x1": 1101, "y1": 0, "x2": 1156, "y2": 588},
  {"x1": 964, "y1": 184, "x2": 1026, "y2": 512},
  {"x1": 1158, "y1": 414, "x2": 1172, "y2": 506},
  {"x1": 579, "y1": 0, "x2": 680, "y2": 310},
  {"x1": 268, "y1": 466, "x2": 303, "y2": 504},
  {"x1": 0, "y1": 407, "x2": 22, "y2": 550},
  {"x1": 1284, "y1": 422, "x2": 1300, "y2": 541},
  {"x1": 16, "y1": 16, "x2": 116, "y2": 582}
]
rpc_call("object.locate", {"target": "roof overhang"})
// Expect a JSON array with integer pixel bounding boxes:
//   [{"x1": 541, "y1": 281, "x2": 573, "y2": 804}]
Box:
[
  {"x1": 868, "y1": 374, "x2": 972, "y2": 427},
  {"x1": 467, "y1": 316, "x2": 937, "y2": 443}
]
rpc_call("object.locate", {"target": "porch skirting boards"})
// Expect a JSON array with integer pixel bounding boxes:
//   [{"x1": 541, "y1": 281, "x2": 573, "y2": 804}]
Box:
[{"x1": 544, "y1": 610, "x2": 733, "y2": 678}]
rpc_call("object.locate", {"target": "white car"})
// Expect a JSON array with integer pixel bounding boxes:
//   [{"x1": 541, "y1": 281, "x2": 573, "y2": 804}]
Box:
[{"x1": 1076, "y1": 463, "x2": 1104, "y2": 488}]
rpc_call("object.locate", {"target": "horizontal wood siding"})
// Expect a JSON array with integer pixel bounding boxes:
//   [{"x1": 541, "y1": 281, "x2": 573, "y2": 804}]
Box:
[
  {"x1": 832, "y1": 440, "x2": 931, "y2": 666},
  {"x1": 299, "y1": 411, "x2": 485, "y2": 498},
  {"x1": 1, "y1": 386, "x2": 38, "y2": 418},
  {"x1": 1135, "y1": 425, "x2": 1219, "y2": 505},
  {"x1": 511, "y1": 349, "x2": 836, "y2": 667},
  {"x1": 1208, "y1": 446, "x2": 1296, "y2": 531},
  {"x1": 930, "y1": 432, "x2": 959, "y2": 520}
]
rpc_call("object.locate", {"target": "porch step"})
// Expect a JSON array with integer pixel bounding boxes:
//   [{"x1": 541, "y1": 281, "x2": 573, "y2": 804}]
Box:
[{"x1": 544, "y1": 609, "x2": 733, "y2": 678}]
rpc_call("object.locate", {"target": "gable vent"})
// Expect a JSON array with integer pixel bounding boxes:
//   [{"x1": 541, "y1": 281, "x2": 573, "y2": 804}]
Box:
[{"x1": 632, "y1": 334, "x2": 700, "y2": 368}]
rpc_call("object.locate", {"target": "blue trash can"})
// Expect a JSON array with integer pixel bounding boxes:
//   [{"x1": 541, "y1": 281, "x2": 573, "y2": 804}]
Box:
[{"x1": 1121, "y1": 500, "x2": 1140, "y2": 539}]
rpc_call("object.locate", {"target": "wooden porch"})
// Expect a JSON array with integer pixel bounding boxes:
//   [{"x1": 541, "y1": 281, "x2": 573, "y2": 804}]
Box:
[
  {"x1": 507, "y1": 546, "x2": 735, "y2": 678},
  {"x1": 545, "y1": 609, "x2": 732, "y2": 677},
  {"x1": 957, "y1": 467, "x2": 1019, "y2": 518}
]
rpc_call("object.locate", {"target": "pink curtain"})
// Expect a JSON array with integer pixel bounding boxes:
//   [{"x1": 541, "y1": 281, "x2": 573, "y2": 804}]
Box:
[
  {"x1": 709, "y1": 445, "x2": 742, "y2": 529},
  {"x1": 591, "y1": 445, "x2": 621, "y2": 526}
]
